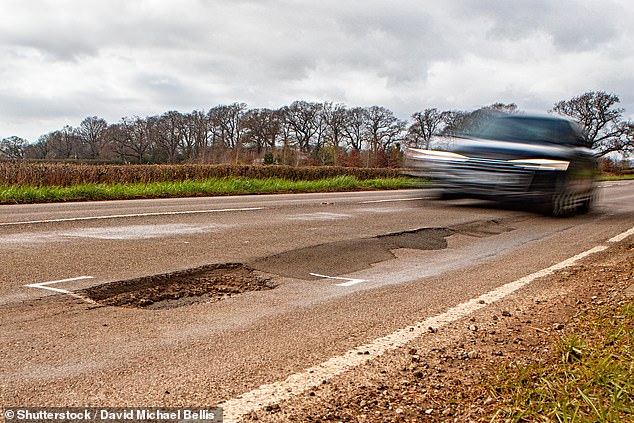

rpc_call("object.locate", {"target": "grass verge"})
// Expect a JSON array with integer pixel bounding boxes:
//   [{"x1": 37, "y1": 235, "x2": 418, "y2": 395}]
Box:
[
  {"x1": 486, "y1": 300, "x2": 633, "y2": 422},
  {"x1": 599, "y1": 173, "x2": 634, "y2": 181},
  {"x1": 0, "y1": 176, "x2": 424, "y2": 204}
]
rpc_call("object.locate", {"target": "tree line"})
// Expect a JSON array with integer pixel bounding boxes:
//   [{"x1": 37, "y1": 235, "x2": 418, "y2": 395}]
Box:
[{"x1": 1, "y1": 91, "x2": 632, "y2": 167}]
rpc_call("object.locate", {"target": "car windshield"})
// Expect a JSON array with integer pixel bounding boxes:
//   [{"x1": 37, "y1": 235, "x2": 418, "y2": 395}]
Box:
[{"x1": 472, "y1": 117, "x2": 576, "y2": 145}]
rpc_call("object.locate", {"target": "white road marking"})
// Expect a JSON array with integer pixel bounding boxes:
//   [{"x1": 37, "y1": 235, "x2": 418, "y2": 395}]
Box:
[
  {"x1": 0, "y1": 207, "x2": 264, "y2": 227},
  {"x1": 598, "y1": 181, "x2": 634, "y2": 188},
  {"x1": 0, "y1": 223, "x2": 230, "y2": 244},
  {"x1": 360, "y1": 197, "x2": 425, "y2": 204},
  {"x1": 608, "y1": 226, "x2": 634, "y2": 243},
  {"x1": 62, "y1": 223, "x2": 228, "y2": 240},
  {"x1": 309, "y1": 273, "x2": 367, "y2": 287},
  {"x1": 24, "y1": 276, "x2": 97, "y2": 304},
  {"x1": 218, "y1": 225, "x2": 634, "y2": 422},
  {"x1": 287, "y1": 212, "x2": 350, "y2": 221}
]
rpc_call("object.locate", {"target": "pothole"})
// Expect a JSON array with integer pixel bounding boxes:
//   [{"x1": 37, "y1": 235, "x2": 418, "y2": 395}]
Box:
[
  {"x1": 451, "y1": 219, "x2": 517, "y2": 237},
  {"x1": 250, "y1": 228, "x2": 454, "y2": 280},
  {"x1": 79, "y1": 219, "x2": 519, "y2": 308},
  {"x1": 378, "y1": 227, "x2": 453, "y2": 250},
  {"x1": 81, "y1": 264, "x2": 274, "y2": 309},
  {"x1": 250, "y1": 219, "x2": 517, "y2": 280}
]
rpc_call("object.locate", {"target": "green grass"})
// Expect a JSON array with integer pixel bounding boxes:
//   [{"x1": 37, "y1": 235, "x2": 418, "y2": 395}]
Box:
[
  {"x1": 599, "y1": 173, "x2": 634, "y2": 181},
  {"x1": 486, "y1": 301, "x2": 634, "y2": 422},
  {"x1": 0, "y1": 176, "x2": 424, "y2": 204}
]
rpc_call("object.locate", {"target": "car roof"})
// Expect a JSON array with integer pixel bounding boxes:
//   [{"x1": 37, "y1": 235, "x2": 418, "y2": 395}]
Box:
[{"x1": 496, "y1": 113, "x2": 572, "y2": 123}]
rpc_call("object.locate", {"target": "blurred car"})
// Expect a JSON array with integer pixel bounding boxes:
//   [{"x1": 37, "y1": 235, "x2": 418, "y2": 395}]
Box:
[{"x1": 404, "y1": 114, "x2": 598, "y2": 216}]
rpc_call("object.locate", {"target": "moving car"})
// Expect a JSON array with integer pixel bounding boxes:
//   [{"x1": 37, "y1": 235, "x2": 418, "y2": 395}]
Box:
[{"x1": 404, "y1": 114, "x2": 598, "y2": 216}]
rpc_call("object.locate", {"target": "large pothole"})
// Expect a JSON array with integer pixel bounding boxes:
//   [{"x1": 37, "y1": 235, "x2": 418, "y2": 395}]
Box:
[
  {"x1": 249, "y1": 228, "x2": 453, "y2": 280},
  {"x1": 81, "y1": 263, "x2": 274, "y2": 309},
  {"x1": 250, "y1": 219, "x2": 517, "y2": 280},
  {"x1": 81, "y1": 219, "x2": 518, "y2": 309}
]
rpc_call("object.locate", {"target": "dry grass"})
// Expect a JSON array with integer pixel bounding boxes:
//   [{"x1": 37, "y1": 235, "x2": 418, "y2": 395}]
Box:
[{"x1": 0, "y1": 162, "x2": 404, "y2": 187}]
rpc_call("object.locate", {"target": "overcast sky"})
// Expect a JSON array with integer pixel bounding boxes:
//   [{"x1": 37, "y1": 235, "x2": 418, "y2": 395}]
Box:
[{"x1": 2, "y1": 0, "x2": 633, "y2": 142}]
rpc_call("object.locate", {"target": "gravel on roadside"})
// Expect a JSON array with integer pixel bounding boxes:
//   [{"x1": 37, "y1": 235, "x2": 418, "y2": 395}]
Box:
[{"x1": 242, "y1": 239, "x2": 634, "y2": 422}]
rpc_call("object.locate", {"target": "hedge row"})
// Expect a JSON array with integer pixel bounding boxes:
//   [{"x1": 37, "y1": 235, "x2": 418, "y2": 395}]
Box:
[{"x1": 0, "y1": 162, "x2": 404, "y2": 187}]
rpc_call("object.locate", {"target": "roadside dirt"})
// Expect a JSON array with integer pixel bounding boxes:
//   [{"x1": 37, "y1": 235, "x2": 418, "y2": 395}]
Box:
[{"x1": 242, "y1": 240, "x2": 634, "y2": 422}]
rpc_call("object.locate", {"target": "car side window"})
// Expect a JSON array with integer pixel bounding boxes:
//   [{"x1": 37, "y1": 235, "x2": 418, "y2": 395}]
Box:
[{"x1": 568, "y1": 123, "x2": 590, "y2": 147}]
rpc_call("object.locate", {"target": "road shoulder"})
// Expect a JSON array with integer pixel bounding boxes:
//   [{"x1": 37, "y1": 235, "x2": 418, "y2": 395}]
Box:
[{"x1": 243, "y1": 238, "x2": 634, "y2": 422}]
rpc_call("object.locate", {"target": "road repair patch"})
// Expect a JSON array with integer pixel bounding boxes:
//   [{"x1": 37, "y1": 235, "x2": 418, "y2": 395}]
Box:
[{"x1": 80, "y1": 264, "x2": 274, "y2": 309}]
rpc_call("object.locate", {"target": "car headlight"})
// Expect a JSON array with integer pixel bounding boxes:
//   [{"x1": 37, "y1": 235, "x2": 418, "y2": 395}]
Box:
[
  {"x1": 507, "y1": 159, "x2": 570, "y2": 171},
  {"x1": 407, "y1": 148, "x2": 469, "y2": 162}
]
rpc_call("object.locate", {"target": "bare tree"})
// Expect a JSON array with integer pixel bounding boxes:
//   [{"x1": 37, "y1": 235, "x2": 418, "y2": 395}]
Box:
[
  {"x1": 551, "y1": 91, "x2": 632, "y2": 156},
  {"x1": 24, "y1": 135, "x2": 50, "y2": 159},
  {"x1": 208, "y1": 103, "x2": 246, "y2": 150},
  {"x1": 364, "y1": 106, "x2": 406, "y2": 167},
  {"x1": 156, "y1": 111, "x2": 184, "y2": 163},
  {"x1": 20, "y1": 95, "x2": 634, "y2": 167},
  {"x1": 439, "y1": 110, "x2": 468, "y2": 135},
  {"x1": 208, "y1": 103, "x2": 247, "y2": 163},
  {"x1": 46, "y1": 126, "x2": 81, "y2": 159},
  {"x1": 322, "y1": 102, "x2": 348, "y2": 165},
  {"x1": 441, "y1": 103, "x2": 518, "y2": 136},
  {"x1": 277, "y1": 110, "x2": 295, "y2": 165},
  {"x1": 0, "y1": 136, "x2": 27, "y2": 159},
  {"x1": 242, "y1": 108, "x2": 282, "y2": 155},
  {"x1": 181, "y1": 110, "x2": 211, "y2": 162},
  {"x1": 342, "y1": 107, "x2": 368, "y2": 152},
  {"x1": 280, "y1": 101, "x2": 322, "y2": 153},
  {"x1": 487, "y1": 102, "x2": 519, "y2": 114},
  {"x1": 103, "y1": 123, "x2": 128, "y2": 162},
  {"x1": 408, "y1": 108, "x2": 444, "y2": 149},
  {"x1": 115, "y1": 117, "x2": 157, "y2": 163},
  {"x1": 78, "y1": 116, "x2": 109, "y2": 159},
  {"x1": 175, "y1": 112, "x2": 197, "y2": 162},
  {"x1": 312, "y1": 104, "x2": 329, "y2": 162}
]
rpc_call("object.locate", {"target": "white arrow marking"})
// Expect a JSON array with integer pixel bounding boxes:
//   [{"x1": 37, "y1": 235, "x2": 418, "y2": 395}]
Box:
[
  {"x1": 309, "y1": 273, "x2": 367, "y2": 287},
  {"x1": 25, "y1": 276, "x2": 97, "y2": 304}
]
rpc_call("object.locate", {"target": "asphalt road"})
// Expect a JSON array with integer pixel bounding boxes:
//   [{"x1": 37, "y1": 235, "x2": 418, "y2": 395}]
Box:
[{"x1": 1, "y1": 181, "x2": 633, "y2": 419}]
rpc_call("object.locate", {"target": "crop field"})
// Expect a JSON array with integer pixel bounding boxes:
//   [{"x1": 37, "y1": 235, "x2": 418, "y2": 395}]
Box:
[
  {"x1": 0, "y1": 162, "x2": 404, "y2": 187},
  {"x1": 0, "y1": 162, "x2": 419, "y2": 203}
]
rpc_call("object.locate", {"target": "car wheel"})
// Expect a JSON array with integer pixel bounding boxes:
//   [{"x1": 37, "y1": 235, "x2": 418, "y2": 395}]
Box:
[
  {"x1": 545, "y1": 176, "x2": 575, "y2": 217},
  {"x1": 576, "y1": 190, "x2": 596, "y2": 214},
  {"x1": 549, "y1": 191, "x2": 570, "y2": 217}
]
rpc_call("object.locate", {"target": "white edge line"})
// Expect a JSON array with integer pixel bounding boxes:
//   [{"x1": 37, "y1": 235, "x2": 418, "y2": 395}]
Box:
[
  {"x1": 25, "y1": 276, "x2": 97, "y2": 304},
  {"x1": 0, "y1": 207, "x2": 264, "y2": 227},
  {"x1": 608, "y1": 226, "x2": 634, "y2": 243},
  {"x1": 219, "y1": 243, "x2": 615, "y2": 422}
]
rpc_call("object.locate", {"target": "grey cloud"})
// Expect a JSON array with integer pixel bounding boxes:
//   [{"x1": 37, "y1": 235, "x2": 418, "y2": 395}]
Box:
[
  {"x1": 0, "y1": 1, "x2": 211, "y2": 62},
  {"x1": 131, "y1": 72, "x2": 217, "y2": 111},
  {"x1": 0, "y1": 93, "x2": 82, "y2": 120},
  {"x1": 1, "y1": 0, "x2": 634, "y2": 141},
  {"x1": 453, "y1": 0, "x2": 620, "y2": 51}
]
